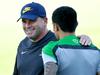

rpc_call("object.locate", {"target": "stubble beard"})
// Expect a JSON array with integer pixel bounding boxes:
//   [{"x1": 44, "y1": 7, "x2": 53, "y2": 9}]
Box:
[{"x1": 29, "y1": 27, "x2": 42, "y2": 41}]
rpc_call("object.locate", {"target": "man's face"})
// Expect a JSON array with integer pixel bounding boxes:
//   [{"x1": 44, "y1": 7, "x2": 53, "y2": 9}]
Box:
[{"x1": 22, "y1": 17, "x2": 47, "y2": 41}]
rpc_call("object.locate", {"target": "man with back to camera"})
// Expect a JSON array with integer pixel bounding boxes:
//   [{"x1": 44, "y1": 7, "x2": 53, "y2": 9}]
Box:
[
  {"x1": 13, "y1": 2, "x2": 92, "y2": 75},
  {"x1": 42, "y1": 6, "x2": 100, "y2": 75}
]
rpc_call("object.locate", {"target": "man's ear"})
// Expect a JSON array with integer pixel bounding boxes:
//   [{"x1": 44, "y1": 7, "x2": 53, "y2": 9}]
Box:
[
  {"x1": 53, "y1": 23, "x2": 59, "y2": 32},
  {"x1": 56, "y1": 25, "x2": 59, "y2": 31},
  {"x1": 43, "y1": 17, "x2": 48, "y2": 24}
]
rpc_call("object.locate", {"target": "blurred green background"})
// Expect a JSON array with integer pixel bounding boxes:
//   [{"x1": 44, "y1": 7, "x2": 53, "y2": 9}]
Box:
[{"x1": 0, "y1": 0, "x2": 100, "y2": 75}]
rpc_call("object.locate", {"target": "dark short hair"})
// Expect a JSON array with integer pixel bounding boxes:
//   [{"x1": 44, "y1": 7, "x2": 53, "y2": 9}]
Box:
[{"x1": 52, "y1": 6, "x2": 78, "y2": 32}]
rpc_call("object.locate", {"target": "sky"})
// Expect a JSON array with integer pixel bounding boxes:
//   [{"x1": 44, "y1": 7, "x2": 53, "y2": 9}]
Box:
[{"x1": 0, "y1": 0, "x2": 100, "y2": 75}]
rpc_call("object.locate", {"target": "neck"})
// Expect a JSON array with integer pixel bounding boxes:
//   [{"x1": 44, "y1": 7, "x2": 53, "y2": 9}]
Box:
[
  {"x1": 30, "y1": 29, "x2": 48, "y2": 42},
  {"x1": 59, "y1": 32, "x2": 75, "y2": 39}
]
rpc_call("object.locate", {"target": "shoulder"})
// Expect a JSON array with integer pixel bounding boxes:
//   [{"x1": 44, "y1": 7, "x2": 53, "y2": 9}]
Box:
[
  {"x1": 90, "y1": 44, "x2": 100, "y2": 50},
  {"x1": 42, "y1": 41, "x2": 58, "y2": 56},
  {"x1": 18, "y1": 37, "x2": 29, "y2": 46},
  {"x1": 46, "y1": 31, "x2": 56, "y2": 41},
  {"x1": 43, "y1": 41, "x2": 57, "y2": 50},
  {"x1": 18, "y1": 37, "x2": 32, "y2": 51}
]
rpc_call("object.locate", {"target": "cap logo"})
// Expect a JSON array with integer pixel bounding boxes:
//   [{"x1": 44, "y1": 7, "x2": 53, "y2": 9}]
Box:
[{"x1": 22, "y1": 7, "x2": 32, "y2": 14}]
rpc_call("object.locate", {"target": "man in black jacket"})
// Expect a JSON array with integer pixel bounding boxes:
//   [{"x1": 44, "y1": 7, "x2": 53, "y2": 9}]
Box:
[{"x1": 13, "y1": 2, "x2": 92, "y2": 75}]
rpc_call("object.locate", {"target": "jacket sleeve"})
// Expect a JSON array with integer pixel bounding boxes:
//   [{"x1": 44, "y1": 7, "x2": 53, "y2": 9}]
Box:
[{"x1": 13, "y1": 57, "x2": 18, "y2": 75}]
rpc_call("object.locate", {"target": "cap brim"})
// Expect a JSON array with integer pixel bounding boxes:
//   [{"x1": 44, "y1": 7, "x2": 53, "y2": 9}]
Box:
[{"x1": 17, "y1": 15, "x2": 38, "y2": 22}]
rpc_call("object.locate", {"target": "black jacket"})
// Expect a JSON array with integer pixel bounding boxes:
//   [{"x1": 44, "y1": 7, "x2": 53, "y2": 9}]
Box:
[{"x1": 13, "y1": 31, "x2": 56, "y2": 75}]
